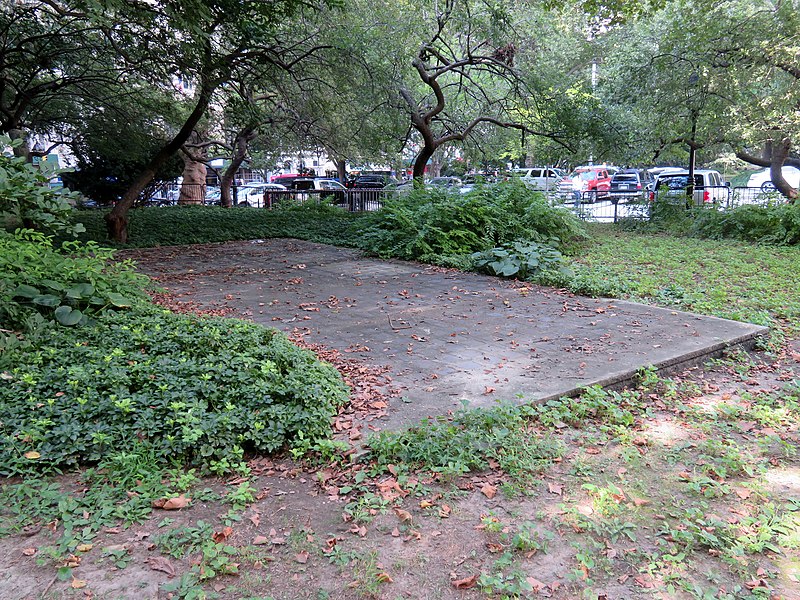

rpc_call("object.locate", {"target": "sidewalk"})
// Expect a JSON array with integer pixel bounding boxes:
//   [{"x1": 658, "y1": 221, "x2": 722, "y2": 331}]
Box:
[{"x1": 129, "y1": 239, "x2": 767, "y2": 431}]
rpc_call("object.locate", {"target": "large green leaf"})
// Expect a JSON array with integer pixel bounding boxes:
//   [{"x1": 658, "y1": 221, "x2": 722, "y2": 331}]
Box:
[
  {"x1": 54, "y1": 306, "x2": 83, "y2": 326},
  {"x1": 12, "y1": 284, "x2": 40, "y2": 299}
]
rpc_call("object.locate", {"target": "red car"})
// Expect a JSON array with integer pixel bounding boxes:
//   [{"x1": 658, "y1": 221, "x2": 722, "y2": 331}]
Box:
[{"x1": 557, "y1": 166, "x2": 613, "y2": 202}]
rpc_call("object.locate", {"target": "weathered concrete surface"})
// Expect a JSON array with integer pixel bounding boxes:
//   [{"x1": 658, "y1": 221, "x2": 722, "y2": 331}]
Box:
[{"x1": 128, "y1": 239, "x2": 768, "y2": 431}]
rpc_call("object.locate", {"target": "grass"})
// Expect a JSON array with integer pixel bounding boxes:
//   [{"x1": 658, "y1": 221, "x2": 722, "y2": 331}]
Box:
[{"x1": 555, "y1": 224, "x2": 800, "y2": 340}]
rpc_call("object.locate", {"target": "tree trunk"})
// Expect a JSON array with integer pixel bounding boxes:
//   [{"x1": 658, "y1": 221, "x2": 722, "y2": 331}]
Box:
[
  {"x1": 105, "y1": 63, "x2": 216, "y2": 242},
  {"x1": 336, "y1": 158, "x2": 347, "y2": 184},
  {"x1": 413, "y1": 144, "x2": 435, "y2": 182},
  {"x1": 220, "y1": 127, "x2": 256, "y2": 208},
  {"x1": 771, "y1": 137, "x2": 798, "y2": 202},
  {"x1": 9, "y1": 128, "x2": 30, "y2": 161},
  {"x1": 178, "y1": 130, "x2": 207, "y2": 205}
]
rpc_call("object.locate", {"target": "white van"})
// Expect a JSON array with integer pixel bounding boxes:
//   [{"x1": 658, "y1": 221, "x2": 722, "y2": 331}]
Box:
[{"x1": 512, "y1": 167, "x2": 564, "y2": 192}]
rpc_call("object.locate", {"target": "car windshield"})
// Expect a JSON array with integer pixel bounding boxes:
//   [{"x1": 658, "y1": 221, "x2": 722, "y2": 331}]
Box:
[
  {"x1": 659, "y1": 175, "x2": 703, "y2": 189},
  {"x1": 613, "y1": 174, "x2": 637, "y2": 182}
]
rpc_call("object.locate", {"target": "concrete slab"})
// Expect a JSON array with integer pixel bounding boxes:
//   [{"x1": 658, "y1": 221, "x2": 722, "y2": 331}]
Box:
[{"x1": 128, "y1": 239, "x2": 768, "y2": 431}]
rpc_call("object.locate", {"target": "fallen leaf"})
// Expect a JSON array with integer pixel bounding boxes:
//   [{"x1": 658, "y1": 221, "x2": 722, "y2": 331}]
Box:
[
  {"x1": 419, "y1": 500, "x2": 434, "y2": 509},
  {"x1": 391, "y1": 527, "x2": 401, "y2": 537},
  {"x1": 146, "y1": 556, "x2": 176, "y2": 578},
  {"x1": 439, "y1": 504, "x2": 452, "y2": 518},
  {"x1": 294, "y1": 551, "x2": 309, "y2": 564},
  {"x1": 253, "y1": 536, "x2": 269, "y2": 546},
  {"x1": 70, "y1": 579, "x2": 87, "y2": 589},
  {"x1": 631, "y1": 496, "x2": 650, "y2": 507},
  {"x1": 212, "y1": 527, "x2": 233, "y2": 543},
  {"x1": 547, "y1": 482, "x2": 563, "y2": 495},
  {"x1": 22, "y1": 548, "x2": 36, "y2": 556},
  {"x1": 480, "y1": 483, "x2": 497, "y2": 499},
  {"x1": 486, "y1": 542, "x2": 504, "y2": 553},
  {"x1": 249, "y1": 513, "x2": 260, "y2": 527},
  {"x1": 376, "y1": 572, "x2": 393, "y2": 583},
  {"x1": 483, "y1": 386, "x2": 495, "y2": 395},
  {"x1": 23, "y1": 451, "x2": 40, "y2": 460},
  {"x1": 452, "y1": 574, "x2": 478, "y2": 589},
  {"x1": 153, "y1": 495, "x2": 190, "y2": 510},
  {"x1": 76, "y1": 544, "x2": 93, "y2": 553},
  {"x1": 734, "y1": 487, "x2": 752, "y2": 500},
  {"x1": 393, "y1": 507, "x2": 413, "y2": 523},
  {"x1": 526, "y1": 577, "x2": 547, "y2": 592}
]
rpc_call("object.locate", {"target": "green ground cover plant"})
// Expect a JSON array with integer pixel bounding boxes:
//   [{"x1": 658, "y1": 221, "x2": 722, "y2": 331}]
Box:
[{"x1": 0, "y1": 307, "x2": 348, "y2": 475}]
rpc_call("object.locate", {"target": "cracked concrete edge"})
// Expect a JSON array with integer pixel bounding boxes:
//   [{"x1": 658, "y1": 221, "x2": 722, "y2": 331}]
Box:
[{"x1": 536, "y1": 325, "x2": 770, "y2": 403}]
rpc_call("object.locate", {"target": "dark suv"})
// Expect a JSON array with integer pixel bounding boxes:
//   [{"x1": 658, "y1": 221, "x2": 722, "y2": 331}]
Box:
[
  {"x1": 609, "y1": 170, "x2": 649, "y2": 200},
  {"x1": 349, "y1": 174, "x2": 396, "y2": 189}
]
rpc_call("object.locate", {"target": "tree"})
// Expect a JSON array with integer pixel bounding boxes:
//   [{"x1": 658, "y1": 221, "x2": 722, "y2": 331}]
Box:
[
  {"x1": 0, "y1": 1, "x2": 121, "y2": 159},
  {"x1": 98, "y1": 0, "x2": 339, "y2": 242}
]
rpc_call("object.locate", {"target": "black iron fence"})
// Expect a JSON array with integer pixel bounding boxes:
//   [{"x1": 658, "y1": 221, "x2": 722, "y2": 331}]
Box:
[{"x1": 139, "y1": 183, "x2": 385, "y2": 212}]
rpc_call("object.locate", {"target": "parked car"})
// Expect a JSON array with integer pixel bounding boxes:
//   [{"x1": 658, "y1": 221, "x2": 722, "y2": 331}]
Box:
[
  {"x1": 746, "y1": 166, "x2": 800, "y2": 191},
  {"x1": 512, "y1": 167, "x2": 564, "y2": 191},
  {"x1": 285, "y1": 178, "x2": 346, "y2": 203},
  {"x1": 236, "y1": 183, "x2": 286, "y2": 207},
  {"x1": 459, "y1": 173, "x2": 497, "y2": 194},
  {"x1": 350, "y1": 174, "x2": 396, "y2": 189},
  {"x1": 428, "y1": 176, "x2": 462, "y2": 190},
  {"x1": 609, "y1": 170, "x2": 649, "y2": 200},
  {"x1": 649, "y1": 169, "x2": 729, "y2": 206},
  {"x1": 383, "y1": 180, "x2": 415, "y2": 195},
  {"x1": 558, "y1": 166, "x2": 613, "y2": 201}
]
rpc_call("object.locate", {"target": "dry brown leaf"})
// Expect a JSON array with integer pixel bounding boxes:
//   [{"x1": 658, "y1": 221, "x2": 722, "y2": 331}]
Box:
[
  {"x1": 480, "y1": 483, "x2": 497, "y2": 499},
  {"x1": 153, "y1": 495, "x2": 190, "y2": 510},
  {"x1": 438, "y1": 504, "x2": 452, "y2": 518},
  {"x1": 21, "y1": 548, "x2": 36, "y2": 556},
  {"x1": 253, "y1": 536, "x2": 269, "y2": 546},
  {"x1": 146, "y1": 556, "x2": 176, "y2": 578},
  {"x1": 294, "y1": 551, "x2": 309, "y2": 564},
  {"x1": 526, "y1": 577, "x2": 547, "y2": 592},
  {"x1": 419, "y1": 500, "x2": 434, "y2": 509},
  {"x1": 631, "y1": 496, "x2": 651, "y2": 507},
  {"x1": 452, "y1": 574, "x2": 479, "y2": 589},
  {"x1": 76, "y1": 544, "x2": 93, "y2": 553},
  {"x1": 391, "y1": 527, "x2": 401, "y2": 537},
  {"x1": 70, "y1": 579, "x2": 87, "y2": 589},
  {"x1": 734, "y1": 487, "x2": 752, "y2": 500},
  {"x1": 249, "y1": 513, "x2": 260, "y2": 527},
  {"x1": 393, "y1": 508, "x2": 413, "y2": 523},
  {"x1": 547, "y1": 482, "x2": 563, "y2": 495},
  {"x1": 23, "y1": 451, "x2": 40, "y2": 460},
  {"x1": 376, "y1": 572, "x2": 393, "y2": 583},
  {"x1": 486, "y1": 542, "x2": 504, "y2": 553},
  {"x1": 212, "y1": 526, "x2": 233, "y2": 543}
]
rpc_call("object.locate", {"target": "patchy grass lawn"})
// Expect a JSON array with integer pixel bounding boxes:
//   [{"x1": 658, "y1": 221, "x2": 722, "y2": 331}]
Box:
[{"x1": 2, "y1": 227, "x2": 798, "y2": 600}]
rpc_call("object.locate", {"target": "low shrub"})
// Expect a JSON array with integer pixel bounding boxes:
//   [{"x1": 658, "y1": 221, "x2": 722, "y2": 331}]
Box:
[
  {"x1": 0, "y1": 308, "x2": 349, "y2": 475},
  {"x1": 70, "y1": 204, "x2": 366, "y2": 248},
  {"x1": 0, "y1": 229, "x2": 148, "y2": 333},
  {"x1": 1, "y1": 135, "x2": 84, "y2": 237},
  {"x1": 472, "y1": 240, "x2": 571, "y2": 279},
  {"x1": 689, "y1": 202, "x2": 800, "y2": 245},
  {"x1": 358, "y1": 181, "x2": 584, "y2": 262}
]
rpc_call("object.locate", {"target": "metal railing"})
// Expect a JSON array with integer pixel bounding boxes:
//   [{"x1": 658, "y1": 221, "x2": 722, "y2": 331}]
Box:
[{"x1": 136, "y1": 183, "x2": 385, "y2": 212}]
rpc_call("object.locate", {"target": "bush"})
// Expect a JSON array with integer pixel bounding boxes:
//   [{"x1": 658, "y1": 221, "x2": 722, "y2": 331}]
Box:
[
  {"x1": 0, "y1": 308, "x2": 349, "y2": 475},
  {"x1": 0, "y1": 229, "x2": 148, "y2": 333},
  {"x1": 689, "y1": 202, "x2": 800, "y2": 245},
  {"x1": 0, "y1": 136, "x2": 85, "y2": 237},
  {"x1": 70, "y1": 204, "x2": 366, "y2": 248},
  {"x1": 358, "y1": 181, "x2": 584, "y2": 263}
]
